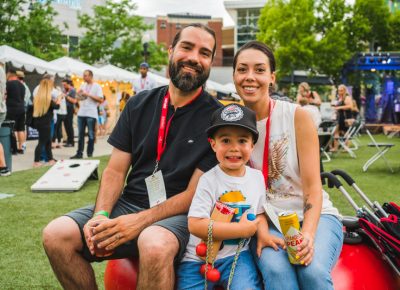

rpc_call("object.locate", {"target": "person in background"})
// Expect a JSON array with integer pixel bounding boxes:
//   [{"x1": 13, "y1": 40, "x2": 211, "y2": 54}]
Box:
[
  {"x1": 331, "y1": 84, "x2": 353, "y2": 152},
  {"x1": 298, "y1": 97, "x2": 322, "y2": 129},
  {"x1": 32, "y1": 75, "x2": 60, "y2": 167},
  {"x1": 5, "y1": 69, "x2": 26, "y2": 154},
  {"x1": 296, "y1": 82, "x2": 321, "y2": 107},
  {"x1": 71, "y1": 70, "x2": 103, "y2": 159},
  {"x1": 97, "y1": 98, "x2": 109, "y2": 137},
  {"x1": 52, "y1": 87, "x2": 68, "y2": 148},
  {"x1": 62, "y1": 79, "x2": 77, "y2": 147},
  {"x1": 0, "y1": 61, "x2": 11, "y2": 176},
  {"x1": 16, "y1": 71, "x2": 31, "y2": 111},
  {"x1": 118, "y1": 91, "x2": 131, "y2": 112},
  {"x1": 133, "y1": 62, "x2": 156, "y2": 94}
]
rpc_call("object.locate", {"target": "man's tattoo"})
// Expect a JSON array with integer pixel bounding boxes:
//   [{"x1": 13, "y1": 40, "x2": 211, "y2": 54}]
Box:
[{"x1": 303, "y1": 201, "x2": 313, "y2": 214}]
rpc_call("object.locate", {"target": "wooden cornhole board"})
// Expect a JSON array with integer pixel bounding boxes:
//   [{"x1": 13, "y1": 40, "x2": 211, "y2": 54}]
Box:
[{"x1": 31, "y1": 160, "x2": 100, "y2": 192}]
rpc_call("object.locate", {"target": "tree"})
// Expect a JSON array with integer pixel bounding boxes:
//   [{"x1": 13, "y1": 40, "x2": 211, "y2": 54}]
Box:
[
  {"x1": 345, "y1": 0, "x2": 390, "y2": 52},
  {"x1": 258, "y1": 0, "x2": 317, "y2": 79},
  {"x1": 76, "y1": 0, "x2": 167, "y2": 71},
  {"x1": 388, "y1": 10, "x2": 400, "y2": 51},
  {"x1": 0, "y1": 0, "x2": 66, "y2": 60},
  {"x1": 314, "y1": 0, "x2": 352, "y2": 83}
]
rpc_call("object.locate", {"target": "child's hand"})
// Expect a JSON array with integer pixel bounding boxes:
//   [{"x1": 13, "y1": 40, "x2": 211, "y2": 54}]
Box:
[
  {"x1": 256, "y1": 231, "x2": 285, "y2": 258},
  {"x1": 238, "y1": 211, "x2": 258, "y2": 238}
]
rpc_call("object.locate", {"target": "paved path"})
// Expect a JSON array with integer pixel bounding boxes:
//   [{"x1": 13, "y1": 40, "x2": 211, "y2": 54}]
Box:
[{"x1": 11, "y1": 136, "x2": 113, "y2": 172}]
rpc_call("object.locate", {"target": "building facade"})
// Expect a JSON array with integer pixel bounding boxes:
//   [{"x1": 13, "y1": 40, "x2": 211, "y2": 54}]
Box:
[
  {"x1": 224, "y1": 0, "x2": 266, "y2": 53},
  {"x1": 156, "y1": 13, "x2": 223, "y2": 66}
]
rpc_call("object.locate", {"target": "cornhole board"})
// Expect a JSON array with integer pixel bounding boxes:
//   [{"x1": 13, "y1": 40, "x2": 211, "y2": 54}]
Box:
[{"x1": 31, "y1": 160, "x2": 100, "y2": 192}]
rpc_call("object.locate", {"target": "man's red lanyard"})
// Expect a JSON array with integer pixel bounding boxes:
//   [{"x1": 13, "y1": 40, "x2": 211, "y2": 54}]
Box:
[
  {"x1": 140, "y1": 78, "x2": 146, "y2": 90},
  {"x1": 154, "y1": 89, "x2": 202, "y2": 173},
  {"x1": 262, "y1": 100, "x2": 275, "y2": 188}
]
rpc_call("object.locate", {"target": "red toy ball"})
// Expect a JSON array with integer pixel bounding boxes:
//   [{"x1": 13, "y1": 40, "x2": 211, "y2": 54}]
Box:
[
  {"x1": 104, "y1": 258, "x2": 139, "y2": 290},
  {"x1": 196, "y1": 242, "x2": 207, "y2": 257},
  {"x1": 332, "y1": 243, "x2": 400, "y2": 290},
  {"x1": 199, "y1": 263, "x2": 212, "y2": 275},
  {"x1": 206, "y1": 268, "x2": 221, "y2": 283}
]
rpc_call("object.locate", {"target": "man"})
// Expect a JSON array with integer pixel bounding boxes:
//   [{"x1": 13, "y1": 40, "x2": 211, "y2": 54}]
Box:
[
  {"x1": 42, "y1": 23, "x2": 221, "y2": 290},
  {"x1": 16, "y1": 70, "x2": 31, "y2": 111},
  {"x1": 5, "y1": 69, "x2": 25, "y2": 154},
  {"x1": 0, "y1": 61, "x2": 11, "y2": 176},
  {"x1": 133, "y1": 62, "x2": 156, "y2": 94},
  {"x1": 71, "y1": 70, "x2": 103, "y2": 158},
  {"x1": 62, "y1": 79, "x2": 77, "y2": 147}
]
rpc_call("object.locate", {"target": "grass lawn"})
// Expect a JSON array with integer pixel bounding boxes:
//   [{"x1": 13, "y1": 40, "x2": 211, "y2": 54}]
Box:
[{"x1": 0, "y1": 134, "x2": 399, "y2": 289}]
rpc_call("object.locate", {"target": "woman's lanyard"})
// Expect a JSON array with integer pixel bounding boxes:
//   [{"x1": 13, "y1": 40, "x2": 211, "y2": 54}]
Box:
[
  {"x1": 262, "y1": 100, "x2": 275, "y2": 188},
  {"x1": 154, "y1": 88, "x2": 202, "y2": 174}
]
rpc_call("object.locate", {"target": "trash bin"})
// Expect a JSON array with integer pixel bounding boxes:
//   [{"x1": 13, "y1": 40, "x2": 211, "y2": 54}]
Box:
[{"x1": 0, "y1": 120, "x2": 14, "y2": 171}]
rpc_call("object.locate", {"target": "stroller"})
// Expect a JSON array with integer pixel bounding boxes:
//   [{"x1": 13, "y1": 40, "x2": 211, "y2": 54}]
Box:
[{"x1": 321, "y1": 170, "x2": 400, "y2": 289}]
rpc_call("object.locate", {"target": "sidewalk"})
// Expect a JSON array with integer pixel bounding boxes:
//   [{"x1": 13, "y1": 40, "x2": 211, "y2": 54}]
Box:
[{"x1": 11, "y1": 136, "x2": 113, "y2": 172}]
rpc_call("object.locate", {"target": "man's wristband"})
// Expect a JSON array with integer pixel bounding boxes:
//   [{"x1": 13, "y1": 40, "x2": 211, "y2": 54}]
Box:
[{"x1": 93, "y1": 210, "x2": 109, "y2": 218}]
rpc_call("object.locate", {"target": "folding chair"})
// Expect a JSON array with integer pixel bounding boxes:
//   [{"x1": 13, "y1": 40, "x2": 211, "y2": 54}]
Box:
[
  {"x1": 334, "y1": 119, "x2": 364, "y2": 158},
  {"x1": 363, "y1": 130, "x2": 395, "y2": 173},
  {"x1": 318, "y1": 120, "x2": 337, "y2": 163}
]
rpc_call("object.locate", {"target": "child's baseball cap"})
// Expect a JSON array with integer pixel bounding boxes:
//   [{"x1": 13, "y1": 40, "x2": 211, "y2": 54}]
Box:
[{"x1": 206, "y1": 103, "x2": 259, "y2": 143}]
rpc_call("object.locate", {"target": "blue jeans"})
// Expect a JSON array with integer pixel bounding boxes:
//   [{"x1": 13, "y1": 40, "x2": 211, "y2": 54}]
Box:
[
  {"x1": 77, "y1": 116, "x2": 96, "y2": 157},
  {"x1": 177, "y1": 250, "x2": 262, "y2": 290},
  {"x1": 250, "y1": 214, "x2": 343, "y2": 290}
]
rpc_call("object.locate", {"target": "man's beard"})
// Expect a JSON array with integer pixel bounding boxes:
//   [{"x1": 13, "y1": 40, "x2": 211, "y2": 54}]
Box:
[{"x1": 169, "y1": 59, "x2": 210, "y2": 92}]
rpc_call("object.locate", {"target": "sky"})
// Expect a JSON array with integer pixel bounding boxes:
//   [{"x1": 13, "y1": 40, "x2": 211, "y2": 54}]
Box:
[{"x1": 132, "y1": 0, "x2": 235, "y2": 27}]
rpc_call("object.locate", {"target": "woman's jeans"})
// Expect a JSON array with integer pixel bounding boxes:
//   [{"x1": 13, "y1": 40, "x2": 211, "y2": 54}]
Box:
[{"x1": 250, "y1": 214, "x2": 343, "y2": 290}]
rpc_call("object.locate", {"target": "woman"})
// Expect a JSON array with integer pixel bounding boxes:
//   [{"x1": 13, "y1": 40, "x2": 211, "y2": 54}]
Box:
[
  {"x1": 232, "y1": 41, "x2": 343, "y2": 290},
  {"x1": 331, "y1": 84, "x2": 353, "y2": 152},
  {"x1": 32, "y1": 76, "x2": 60, "y2": 167},
  {"x1": 296, "y1": 82, "x2": 321, "y2": 107},
  {"x1": 52, "y1": 89, "x2": 67, "y2": 148}
]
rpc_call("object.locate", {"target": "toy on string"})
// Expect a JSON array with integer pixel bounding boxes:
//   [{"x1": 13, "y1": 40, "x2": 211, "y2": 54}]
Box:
[{"x1": 195, "y1": 202, "x2": 256, "y2": 289}]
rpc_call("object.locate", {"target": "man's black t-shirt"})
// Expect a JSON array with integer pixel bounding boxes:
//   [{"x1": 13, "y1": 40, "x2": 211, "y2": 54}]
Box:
[
  {"x1": 6, "y1": 80, "x2": 25, "y2": 114},
  {"x1": 108, "y1": 86, "x2": 222, "y2": 209}
]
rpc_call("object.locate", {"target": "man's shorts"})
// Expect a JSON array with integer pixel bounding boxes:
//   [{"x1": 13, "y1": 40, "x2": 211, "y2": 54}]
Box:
[
  {"x1": 66, "y1": 197, "x2": 189, "y2": 263},
  {"x1": 6, "y1": 111, "x2": 25, "y2": 131}
]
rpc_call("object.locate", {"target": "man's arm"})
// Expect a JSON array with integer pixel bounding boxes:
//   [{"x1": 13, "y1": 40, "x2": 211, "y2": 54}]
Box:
[{"x1": 93, "y1": 168, "x2": 205, "y2": 251}]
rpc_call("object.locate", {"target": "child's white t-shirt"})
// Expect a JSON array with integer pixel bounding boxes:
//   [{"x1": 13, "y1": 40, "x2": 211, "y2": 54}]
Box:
[{"x1": 181, "y1": 165, "x2": 266, "y2": 262}]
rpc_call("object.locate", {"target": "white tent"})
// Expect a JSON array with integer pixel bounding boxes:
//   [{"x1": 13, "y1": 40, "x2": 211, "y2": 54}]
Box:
[
  {"x1": 98, "y1": 64, "x2": 140, "y2": 83},
  {"x1": 148, "y1": 72, "x2": 169, "y2": 87},
  {"x1": 49, "y1": 56, "x2": 114, "y2": 81},
  {"x1": 206, "y1": 80, "x2": 235, "y2": 94},
  {"x1": 0, "y1": 45, "x2": 66, "y2": 77}
]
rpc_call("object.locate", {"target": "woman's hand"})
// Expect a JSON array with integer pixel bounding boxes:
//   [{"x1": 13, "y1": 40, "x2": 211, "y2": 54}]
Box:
[{"x1": 297, "y1": 231, "x2": 315, "y2": 266}]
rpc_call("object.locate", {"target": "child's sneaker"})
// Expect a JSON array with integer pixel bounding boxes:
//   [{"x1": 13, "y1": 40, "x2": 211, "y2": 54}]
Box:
[{"x1": 0, "y1": 167, "x2": 11, "y2": 176}]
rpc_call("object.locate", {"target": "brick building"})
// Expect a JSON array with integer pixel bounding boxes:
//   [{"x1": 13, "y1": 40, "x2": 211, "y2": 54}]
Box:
[{"x1": 156, "y1": 13, "x2": 223, "y2": 66}]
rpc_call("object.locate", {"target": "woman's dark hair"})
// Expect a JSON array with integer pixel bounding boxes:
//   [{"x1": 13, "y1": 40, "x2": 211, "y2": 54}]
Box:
[{"x1": 233, "y1": 41, "x2": 276, "y2": 73}]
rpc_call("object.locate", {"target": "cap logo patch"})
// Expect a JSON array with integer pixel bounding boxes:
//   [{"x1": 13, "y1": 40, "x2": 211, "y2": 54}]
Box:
[{"x1": 221, "y1": 105, "x2": 243, "y2": 122}]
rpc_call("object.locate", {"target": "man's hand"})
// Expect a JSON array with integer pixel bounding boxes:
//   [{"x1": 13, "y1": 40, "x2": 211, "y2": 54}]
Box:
[
  {"x1": 297, "y1": 231, "x2": 315, "y2": 266},
  {"x1": 92, "y1": 212, "x2": 147, "y2": 252},
  {"x1": 83, "y1": 215, "x2": 110, "y2": 256},
  {"x1": 256, "y1": 231, "x2": 285, "y2": 257}
]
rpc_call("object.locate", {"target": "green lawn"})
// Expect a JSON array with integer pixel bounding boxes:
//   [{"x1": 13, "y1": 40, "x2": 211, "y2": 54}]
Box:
[{"x1": 0, "y1": 134, "x2": 399, "y2": 289}]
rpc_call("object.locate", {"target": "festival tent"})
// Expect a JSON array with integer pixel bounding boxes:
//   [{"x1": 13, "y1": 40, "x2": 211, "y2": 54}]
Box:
[
  {"x1": 148, "y1": 72, "x2": 169, "y2": 87},
  {"x1": 49, "y1": 56, "x2": 114, "y2": 81},
  {"x1": 98, "y1": 64, "x2": 140, "y2": 83},
  {"x1": 0, "y1": 45, "x2": 66, "y2": 77},
  {"x1": 206, "y1": 80, "x2": 235, "y2": 94}
]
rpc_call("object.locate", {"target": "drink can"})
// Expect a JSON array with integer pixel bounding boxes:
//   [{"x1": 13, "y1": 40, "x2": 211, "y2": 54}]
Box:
[{"x1": 278, "y1": 211, "x2": 303, "y2": 264}]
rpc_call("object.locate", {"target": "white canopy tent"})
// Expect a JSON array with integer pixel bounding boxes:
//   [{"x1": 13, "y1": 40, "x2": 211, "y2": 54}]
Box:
[
  {"x1": 206, "y1": 80, "x2": 236, "y2": 94},
  {"x1": 98, "y1": 64, "x2": 140, "y2": 83},
  {"x1": 148, "y1": 72, "x2": 169, "y2": 87},
  {"x1": 49, "y1": 56, "x2": 114, "y2": 81},
  {"x1": 0, "y1": 45, "x2": 66, "y2": 77}
]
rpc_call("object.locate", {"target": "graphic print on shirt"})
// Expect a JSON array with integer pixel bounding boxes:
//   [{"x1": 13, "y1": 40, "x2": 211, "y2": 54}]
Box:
[
  {"x1": 218, "y1": 190, "x2": 250, "y2": 244},
  {"x1": 266, "y1": 133, "x2": 297, "y2": 200}
]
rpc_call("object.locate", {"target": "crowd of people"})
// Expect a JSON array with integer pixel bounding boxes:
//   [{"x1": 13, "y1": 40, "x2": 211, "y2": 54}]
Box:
[{"x1": 39, "y1": 24, "x2": 345, "y2": 290}]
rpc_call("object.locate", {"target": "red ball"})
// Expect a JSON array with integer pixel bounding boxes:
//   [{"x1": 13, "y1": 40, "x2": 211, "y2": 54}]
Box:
[
  {"x1": 196, "y1": 242, "x2": 207, "y2": 257},
  {"x1": 199, "y1": 263, "x2": 212, "y2": 275},
  {"x1": 206, "y1": 268, "x2": 221, "y2": 283}
]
